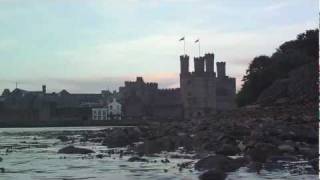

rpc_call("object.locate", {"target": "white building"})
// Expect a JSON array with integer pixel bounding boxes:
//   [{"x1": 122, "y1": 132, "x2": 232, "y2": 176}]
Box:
[
  {"x1": 108, "y1": 98, "x2": 122, "y2": 120},
  {"x1": 91, "y1": 98, "x2": 122, "y2": 120},
  {"x1": 92, "y1": 107, "x2": 108, "y2": 120}
]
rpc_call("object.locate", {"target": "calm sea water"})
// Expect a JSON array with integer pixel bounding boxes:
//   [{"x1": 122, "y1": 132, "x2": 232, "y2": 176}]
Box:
[{"x1": 0, "y1": 127, "x2": 317, "y2": 180}]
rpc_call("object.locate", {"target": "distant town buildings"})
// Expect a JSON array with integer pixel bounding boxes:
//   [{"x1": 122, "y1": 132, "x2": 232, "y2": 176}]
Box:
[{"x1": 0, "y1": 86, "x2": 119, "y2": 123}]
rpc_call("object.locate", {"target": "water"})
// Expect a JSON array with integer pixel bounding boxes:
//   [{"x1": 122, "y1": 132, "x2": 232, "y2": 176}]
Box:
[{"x1": 0, "y1": 127, "x2": 317, "y2": 180}]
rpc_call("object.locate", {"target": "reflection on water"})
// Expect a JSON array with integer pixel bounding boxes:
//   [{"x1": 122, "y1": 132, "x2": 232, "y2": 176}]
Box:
[{"x1": 0, "y1": 127, "x2": 317, "y2": 180}]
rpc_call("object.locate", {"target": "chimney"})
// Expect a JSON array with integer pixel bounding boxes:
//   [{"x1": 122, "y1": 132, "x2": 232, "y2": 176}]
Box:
[{"x1": 42, "y1": 85, "x2": 46, "y2": 94}]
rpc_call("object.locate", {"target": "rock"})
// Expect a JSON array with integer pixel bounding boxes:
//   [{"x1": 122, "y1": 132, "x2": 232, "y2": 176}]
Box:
[
  {"x1": 57, "y1": 135, "x2": 69, "y2": 142},
  {"x1": 0, "y1": 168, "x2": 4, "y2": 173},
  {"x1": 278, "y1": 144, "x2": 295, "y2": 153},
  {"x1": 238, "y1": 141, "x2": 246, "y2": 152},
  {"x1": 264, "y1": 155, "x2": 298, "y2": 171},
  {"x1": 194, "y1": 155, "x2": 246, "y2": 172},
  {"x1": 298, "y1": 147, "x2": 318, "y2": 159},
  {"x1": 246, "y1": 161, "x2": 263, "y2": 174},
  {"x1": 246, "y1": 143, "x2": 280, "y2": 163},
  {"x1": 0, "y1": 157, "x2": 2, "y2": 162},
  {"x1": 96, "y1": 154, "x2": 103, "y2": 159},
  {"x1": 102, "y1": 128, "x2": 142, "y2": 148},
  {"x1": 266, "y1": 155, "x2": 298, "y2": 162},
  {"x1": 128, "y1": 156, "x2": 149, "y2": 162},
  {"x1": 134, "y1": 140, "x2": 161, "y2": 155},
  {"x1": 161, "y1": 158, "x2": 170, "y2": 163},
  {"x1": 198, "y1": 169, "x2": 227, "y2": 180},
  {"x1": 58, "y1": 146, "x2": 95, "y2": 154},
  {"x1": 216, "y1": 144, "x2": 240, "y2": 156},
  {"x1": 178, "y1": 161, "x2": 193, "y2": 169},
  {"x1": 309, "y1": 158, "x2": 319, "y2": 173}
]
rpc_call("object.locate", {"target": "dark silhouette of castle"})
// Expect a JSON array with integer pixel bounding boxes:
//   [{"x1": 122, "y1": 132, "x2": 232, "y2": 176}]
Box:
[
  {"x1": 120, "y1": 53, "x2": 236, "y2": 120},
  {"x1": 0, "y1": 52, "x2": 235, "y2": 122}
]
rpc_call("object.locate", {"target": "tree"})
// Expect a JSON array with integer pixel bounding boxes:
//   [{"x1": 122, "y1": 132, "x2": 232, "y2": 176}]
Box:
[{"x1": 236, "y1": 29, "x2": 319, "y2": 106}]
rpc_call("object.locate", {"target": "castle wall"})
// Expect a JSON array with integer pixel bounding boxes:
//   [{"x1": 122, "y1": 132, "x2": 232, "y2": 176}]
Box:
[
  {"x1": 152, "y1": 89, "x2": 183, "y2": 120},
  {"x1": 119, "y1": 77, "x2": 183, "y2": 120},
  {"x1": 181, "y1": 74, "x2": 216, "y2": 119},
  {"x1": 216, "y1": 77, "x2": 236, "y2": 111}
]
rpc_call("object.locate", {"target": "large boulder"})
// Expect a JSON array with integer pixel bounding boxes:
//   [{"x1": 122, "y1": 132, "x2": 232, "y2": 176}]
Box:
[
  {"x1": 58, "y1": 146, "x2": 95, "y2": 154},
  {"x1": 57, "y1": 135, "x2": 70, "y2": 142},
  {"x1": 246, "y1": 161, "x2": 263, "y2": 173},
  {"x1": 194, "y1": 155, "x2": 246, "y2": 172},
  {"x1": 102, "y1": 127, "x2": 142, "y2": 148},
  {"x1": 128, "y1": 156, "x2": 149, "y2": 162},
  {"x1": 298, "y1": 147, "x2": 318, "y2": 159},
  {"x1": 309, "y1": 158, "x2": 319, "y2": 173},
  {"x1": 216, "y1": 144, "x2": 240, "y2": 156},
  {"x1": 246, "y1": 143, "x2": 280, "y2": 163},
  {"x1": 199, "y1": 169, "x2": 227, "y2": 180},
  {"x1": 278, "y1": 144, "x2": 295, "y2": 153}
]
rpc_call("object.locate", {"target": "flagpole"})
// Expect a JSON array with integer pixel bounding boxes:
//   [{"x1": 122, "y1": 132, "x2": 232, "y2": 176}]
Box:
[
  {"x1": 179, "y1": 36, "x2": 186, "y2": 55},
  {"x1": 184, "y1": 38, "x2": 186, "y2": 55},
  {"x1": 198, "y1": 40, "x2": 200, "y2": 57}
]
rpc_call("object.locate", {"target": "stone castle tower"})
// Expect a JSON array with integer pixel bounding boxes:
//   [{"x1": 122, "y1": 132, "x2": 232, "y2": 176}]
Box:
[{"x1": 180, "y1": 53, "x2": 236, "y2": 119}]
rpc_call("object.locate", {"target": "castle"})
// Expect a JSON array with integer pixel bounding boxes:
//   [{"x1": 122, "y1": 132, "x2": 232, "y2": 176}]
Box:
[{"x1": 120, "y1": 53, "x2": 236, "y2": 120}]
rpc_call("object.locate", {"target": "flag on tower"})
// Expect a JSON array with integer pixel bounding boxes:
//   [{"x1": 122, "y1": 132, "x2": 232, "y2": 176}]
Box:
[
  {"x1": 179, "y1": 37, "x2": 185, "y2": 41},
  {"x1": 195, "y1": 39, "x2": 199, "y2": 43}
]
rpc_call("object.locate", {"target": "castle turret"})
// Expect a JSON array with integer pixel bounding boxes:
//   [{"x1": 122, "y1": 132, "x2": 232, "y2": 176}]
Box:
[
  {"x1": 180, "y1": 55, "x2": 189, "y2": 75},
  {"x1": 136, "y1": 77, "x2": 144, "y2": 83},
  {"x1": 204, "y1": 53, "x2": 214, "y2": 73},
  {"x1": 194, "y1": 56, "x2": 205, "y2": 74},
  {"x1": 216, "y1": 62, "x2": 226, "y2": 78},
  {"x1": 42, "y1": 85, "x2": 46, "y2": 94}
]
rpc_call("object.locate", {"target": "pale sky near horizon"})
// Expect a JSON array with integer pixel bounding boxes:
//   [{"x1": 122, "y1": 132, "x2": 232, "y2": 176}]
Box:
[{"x1": 0, "y1": 0, "x2": 318, "y2": 93}]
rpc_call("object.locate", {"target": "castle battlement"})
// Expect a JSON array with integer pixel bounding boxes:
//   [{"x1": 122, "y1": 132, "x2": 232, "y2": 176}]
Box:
[
  {"x1": 124, "y1": 77, "x2": 158, "y2": 89},
  {"x1": 145, "y1": 82, "x2": 158, "y2": 88},
  {"x1": 204, "y1": 53, "x2": 214, "y2": 57},
  {"x1": 158, "y1": 88, "x2": 180, "y2": 94}
]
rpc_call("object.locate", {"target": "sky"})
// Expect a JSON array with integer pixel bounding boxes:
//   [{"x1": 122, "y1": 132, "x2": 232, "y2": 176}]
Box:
[{"x1": 0, "y1": 0, "x2": 318, "y2": 93}]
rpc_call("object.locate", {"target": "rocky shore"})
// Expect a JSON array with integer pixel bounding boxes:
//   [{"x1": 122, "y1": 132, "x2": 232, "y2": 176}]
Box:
[{"x1": 54, "y1": 99, "x2": 318, "y2": 179}]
